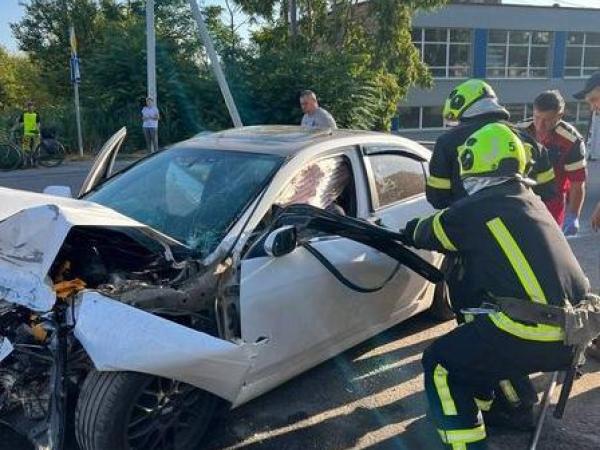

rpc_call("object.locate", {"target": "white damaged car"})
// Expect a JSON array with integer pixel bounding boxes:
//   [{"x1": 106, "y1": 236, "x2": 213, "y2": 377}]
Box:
[{"x1": 0, "y1": 126, "x2": 450, "y2": 450}]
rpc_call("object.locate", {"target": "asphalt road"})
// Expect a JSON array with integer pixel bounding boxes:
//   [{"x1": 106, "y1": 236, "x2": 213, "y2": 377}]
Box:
[
  {"x1": 0, "y1": 161, "x2": 599, "y2": 450},
  {"x1": 0, "y1": 159, "x2": 133, "y2": 194}
]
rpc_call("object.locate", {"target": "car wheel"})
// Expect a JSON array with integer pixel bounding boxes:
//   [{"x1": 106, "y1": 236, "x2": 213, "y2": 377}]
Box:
[
  {"x1": 75, "y1": 370, "x2": 218, "y2": 450},
  {"x1": 428, "y1": 281, "x2": 455, "y2": 322}
]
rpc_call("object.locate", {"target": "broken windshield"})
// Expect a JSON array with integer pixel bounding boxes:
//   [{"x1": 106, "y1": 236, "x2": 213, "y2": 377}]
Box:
[{"x1": 86, "y1": 147, "x2": 282, "y2": 255}]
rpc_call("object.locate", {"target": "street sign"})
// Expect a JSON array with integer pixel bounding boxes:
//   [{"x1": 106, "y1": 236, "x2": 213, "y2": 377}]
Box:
[{"x1": 70, "y1": 56, "x2": 81, "y2": 84}]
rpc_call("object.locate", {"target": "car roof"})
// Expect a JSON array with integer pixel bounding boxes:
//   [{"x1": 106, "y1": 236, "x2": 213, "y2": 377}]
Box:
[{"x1": 172, "y1": 125, "x2": 429, "y2": 159}]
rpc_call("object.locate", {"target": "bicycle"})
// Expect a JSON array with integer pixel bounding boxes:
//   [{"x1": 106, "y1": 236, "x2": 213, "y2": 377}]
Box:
[
  {"x1": 0, "y1": 131, "x2": 22, "y2": 171},
  {"x1": 34, "y1": 127, "x2": 66, "y2": 168},
  {"x1": 0, "y1": 129, "x2": 66, "y2": 170}
]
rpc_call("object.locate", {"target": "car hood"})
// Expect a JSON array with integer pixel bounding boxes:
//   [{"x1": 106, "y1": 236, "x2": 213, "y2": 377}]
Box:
[{"x1": 0, "y1": 187, "x2": 182, "y2": 312}]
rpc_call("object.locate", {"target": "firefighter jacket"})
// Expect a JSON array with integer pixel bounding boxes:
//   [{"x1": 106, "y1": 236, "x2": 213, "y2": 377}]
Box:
[
  {"x1": 405, "y1": 180, "x2": 589, "y2": 342},
  {"x1": 427, "y1": 115, "x2": 556, "y2": 209}
]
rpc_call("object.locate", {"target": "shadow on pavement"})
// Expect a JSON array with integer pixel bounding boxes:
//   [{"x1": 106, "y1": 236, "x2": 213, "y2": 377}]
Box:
[
  {"x1": 207, "y1": 390, "x2": 432, "y2": 450},
  {"x1": 363, "y1": 415, "x2": 444, "y2": 450},
  {"x1": 204, "y1": 314, "x2": 445, "y2": 449}
]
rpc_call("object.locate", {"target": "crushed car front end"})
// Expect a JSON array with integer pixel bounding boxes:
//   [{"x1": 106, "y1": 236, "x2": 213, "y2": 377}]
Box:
[{"x1": 0, "y1": 140, "x2": 283, "y2": 450}]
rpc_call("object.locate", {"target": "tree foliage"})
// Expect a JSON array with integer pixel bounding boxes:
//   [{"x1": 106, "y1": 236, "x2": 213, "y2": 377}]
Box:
[{"x1": 4, "y1": 0, "x2": 446, "y2": 151}]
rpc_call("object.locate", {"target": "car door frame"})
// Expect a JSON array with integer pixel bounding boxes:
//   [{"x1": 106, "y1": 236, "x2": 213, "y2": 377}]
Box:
[
  {"x1": 360, "y1": 143, "x2": 442, "y2": 317},
  {"x1": 360, "y1": 144, "x2": 429, "y2": 212},
  {"x1": 78, "y1": 127, "x2": 128, "y2": 197}
]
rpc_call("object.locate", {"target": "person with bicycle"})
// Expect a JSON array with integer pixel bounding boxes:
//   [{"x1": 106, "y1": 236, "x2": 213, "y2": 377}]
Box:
[
  {"x1": 14, "y1": 100, "x2": 41, "y2": 154},
  {"x1": 2, "y1": 101, "x2": 64, "y2": 170}
]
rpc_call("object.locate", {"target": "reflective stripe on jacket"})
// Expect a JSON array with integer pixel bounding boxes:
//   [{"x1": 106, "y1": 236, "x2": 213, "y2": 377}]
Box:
[{"x1": 411, "y1": 181, "x2": 589, "y2": 341}]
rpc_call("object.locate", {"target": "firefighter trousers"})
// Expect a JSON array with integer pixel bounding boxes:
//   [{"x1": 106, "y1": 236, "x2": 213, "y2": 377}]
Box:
[
  {"x1": 422, "y1": 316, "x2": 573, "y2": 450},
  {"x1": 444, "y1": 255, "x2": 538, "y2": 412}
]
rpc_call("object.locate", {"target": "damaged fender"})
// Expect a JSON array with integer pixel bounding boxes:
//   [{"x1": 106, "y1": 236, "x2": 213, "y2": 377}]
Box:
[{"x1": 74, "y1": 292, "x2": 259, "y2": 402}]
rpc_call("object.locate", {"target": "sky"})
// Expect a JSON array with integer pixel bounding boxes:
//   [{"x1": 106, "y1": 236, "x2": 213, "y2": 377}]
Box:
[
  {"x1": 1, "y1": 0, "x2": 599, "y2": 52},
  {"x1": 0, "y1": 0, "x2": 23, "y2": 51}
]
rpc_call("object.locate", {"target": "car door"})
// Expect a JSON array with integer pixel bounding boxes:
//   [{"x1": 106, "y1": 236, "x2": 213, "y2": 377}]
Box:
[
  {"x1": 78, "y1": 127, "x2": 127, "y2": 196},
  {"x1": 362, "y1": 145, "x2": 440, "y2": 313},
  {"x1": 238, "y1": 146, "x2": 417, "y2": 400}
]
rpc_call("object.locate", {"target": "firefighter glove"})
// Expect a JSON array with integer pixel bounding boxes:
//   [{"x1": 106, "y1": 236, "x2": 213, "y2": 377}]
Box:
[{"x1": 401, "y1": 218, "x2": 420, "y2": 247}]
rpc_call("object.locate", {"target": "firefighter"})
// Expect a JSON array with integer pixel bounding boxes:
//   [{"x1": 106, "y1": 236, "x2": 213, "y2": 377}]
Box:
[
  {"x1": 427, "y1": 79, "x2": 555, "y2": 427},
  {"x1": 427, "y1": 79, "x2": 555, "y2": 209},
  {"x1": 516, "y1": 90, "x2": 587, "y2": 236},
  {"x1": 402, "y1": 122, "x2": 590, "y2": 450}
]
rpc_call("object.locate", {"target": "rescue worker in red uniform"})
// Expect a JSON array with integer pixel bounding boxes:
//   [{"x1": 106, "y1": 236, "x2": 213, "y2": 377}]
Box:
[
  {"x1": 517, "y1": 90, "x2": 587, "y2": 236},
  {"x1": 402, "y1": 123, "x2": 590, "y2": 450}
]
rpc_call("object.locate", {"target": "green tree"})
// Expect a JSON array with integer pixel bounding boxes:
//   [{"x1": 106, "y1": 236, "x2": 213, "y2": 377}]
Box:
[
  {"x1": 9, "y1": 0, "x2": 448, "y2": 149},
  {"x1": 0, "y1": 45, "x2": 50, "y2": 135},
  {"x1": 12, "y1": 0, "x2": 101, "y2": 100},
  {"x1": 11, "y1": 0, "x2": 236, "y2": 150},
  {"x1": 0, "y1": 47, "x2": 28, "y2": 110},
  {"x1": 233, "y1": 0, "x2": 446, "y2": 129}
]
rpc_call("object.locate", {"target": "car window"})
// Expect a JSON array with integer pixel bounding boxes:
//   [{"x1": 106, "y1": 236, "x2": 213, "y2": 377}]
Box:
[
  {"x1": 367, "y1": 153, "x2": 425, "y2": 208},
  {"x1": 87, "y1": 147, "x2": 282, "y2": 256},
  {"x1": 275, "y1": 155, "x2": 354, "y2": 216}
]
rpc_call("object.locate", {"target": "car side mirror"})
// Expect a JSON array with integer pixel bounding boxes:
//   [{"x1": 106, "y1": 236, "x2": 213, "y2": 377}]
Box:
[
  {"x1": 264, "y1": 225, "x2": 298, "y2": 257},
  {"x1": 43, "y1": 185, "x2": 73, "y2": 198}
]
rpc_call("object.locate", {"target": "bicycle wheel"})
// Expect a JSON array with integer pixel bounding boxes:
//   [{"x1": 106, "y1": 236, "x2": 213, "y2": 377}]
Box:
[
  {"x1": 0, "y1": 142, "x2": 22, "y2": 171},
  {"x1": 35, "y1": 141, "x2": 65, "y2": 168}
]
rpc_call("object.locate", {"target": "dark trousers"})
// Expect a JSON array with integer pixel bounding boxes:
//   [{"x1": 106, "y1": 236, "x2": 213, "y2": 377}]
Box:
[
  {"x1": 444, "y1": 255, "x2": 537, "y2": 412},
  {"x1": 422, "y1": 316, "x2": 573, "y2": 449},
  {"x1": 143, "y1": 127, "x2": 159, "y2": 153}
]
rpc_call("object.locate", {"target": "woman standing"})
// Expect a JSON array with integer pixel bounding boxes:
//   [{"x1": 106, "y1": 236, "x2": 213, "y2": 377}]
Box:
[{"x1": 142, "y1": 97, "x2": 160, "y2": 153}]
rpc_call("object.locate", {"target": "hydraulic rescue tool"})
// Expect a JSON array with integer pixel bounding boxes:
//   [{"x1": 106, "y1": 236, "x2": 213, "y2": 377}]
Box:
[{"x1": 272, "y1": 204, "x2": 444, "y2": 287}]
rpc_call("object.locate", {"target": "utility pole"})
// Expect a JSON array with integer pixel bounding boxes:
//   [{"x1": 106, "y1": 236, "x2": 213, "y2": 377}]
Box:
[
  {"x1": 188, "y1": 0, "x2": 243, "y2": 127},
  {"x1": 146, "y1": 0, "x2": 157, "y2": 102},
  {"x1": 289, "y1": 0, "x2": 298, "y2": 38},
  {"x1": 69, "y1": 26, "x2": 83, "y2": 157}
]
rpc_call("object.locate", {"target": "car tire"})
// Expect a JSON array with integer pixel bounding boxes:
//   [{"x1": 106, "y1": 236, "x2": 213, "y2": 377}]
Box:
[
  {"x1": 428, "y1": 281, "x2": 455, "y2": 322},
  {"x1": 75, "y1": 370, "x2": 218, "y2": 450}
]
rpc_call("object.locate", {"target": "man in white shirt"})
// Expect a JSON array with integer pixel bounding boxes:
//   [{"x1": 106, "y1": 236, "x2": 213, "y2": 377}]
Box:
[
  {"x1": 575, "y1": 72, "x2": 600, "y2": 361},
  {"x1": 299, "y1": 90, "x2": 337, "y2": 130},
  {"x1": 142, "y1": 97, "x2": 160, "y2": 153}
]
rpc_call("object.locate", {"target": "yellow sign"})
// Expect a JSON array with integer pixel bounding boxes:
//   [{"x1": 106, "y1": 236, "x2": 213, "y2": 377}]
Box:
[{"x1": 69, "y1": 26, "x2": 77, "y2": 57}]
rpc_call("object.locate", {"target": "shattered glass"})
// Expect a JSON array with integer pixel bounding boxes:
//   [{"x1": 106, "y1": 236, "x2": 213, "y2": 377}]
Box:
[
  {"x1": 87, "y1": 148, "x2": 282, "y2": 256},
  {"x1": 275, "y1": 157, "x2": 351, "y2": 213}
]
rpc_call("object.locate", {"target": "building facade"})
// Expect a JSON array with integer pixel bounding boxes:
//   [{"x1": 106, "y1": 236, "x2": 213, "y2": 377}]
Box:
[{"x1": 395, "y1": 2, "x2": 600, "y2": 140}]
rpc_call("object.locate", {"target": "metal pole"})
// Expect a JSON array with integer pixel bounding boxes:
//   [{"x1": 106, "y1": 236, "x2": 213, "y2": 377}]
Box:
[
  {"x1": 146, "y1": 0, "x2": 157, "y2": 102},
  {"x1": 289, "y1": 0, "x2": 298, "y2": 38},
  {"x1": 73, "y1": 83, "x2": 83, "y2": 157},
  {"x1": 188, "y1": 0, "x2": 243, "y2": 127},
  {"x1": 529, "y1": 371, "x2": 559, "y2": 450},
  {"x1": 69, "y1": 26, "x2": 84, "y2": 157}
]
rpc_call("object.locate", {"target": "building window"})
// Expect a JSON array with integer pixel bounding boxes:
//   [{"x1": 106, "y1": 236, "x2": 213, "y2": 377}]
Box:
[
  {"x1": 504, "y1": 103, "x2": 534, "y2": 122},
  {"x1": 486, "y1": 30, "x2": 550, "y2": 78},
  {"x1": 397, "y1": 107, "x2": 420, "y2": 129},
  {"x1": 412, "y1": 28, "x2": 471, "y2": 78},
  {"x1": 397, "y1": 106, "x2": 444, "y2": 130},
  {"x1": 565, "y1": 33, "x2": 600, "y2": 78},
  {"x1": 564, "y1": 102, "x2": 592, "y2": 125}
]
